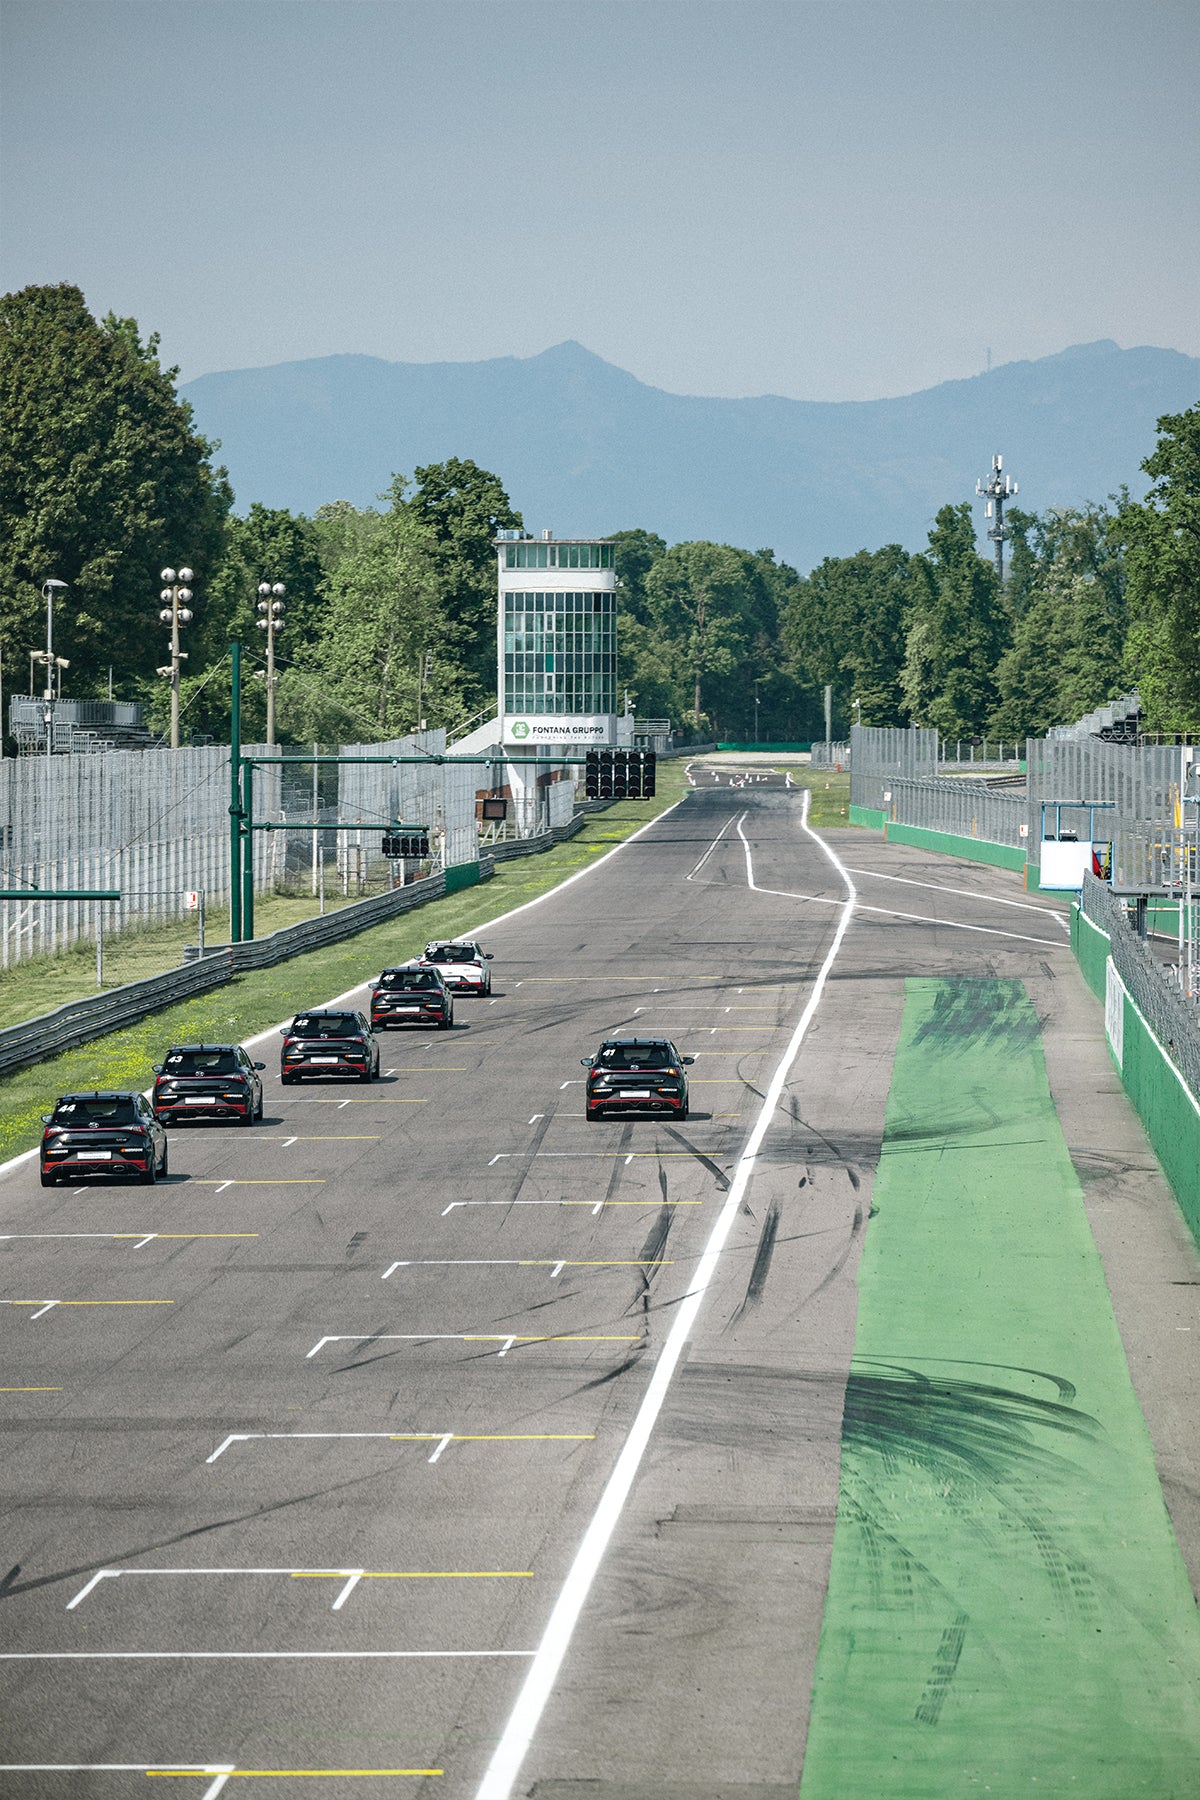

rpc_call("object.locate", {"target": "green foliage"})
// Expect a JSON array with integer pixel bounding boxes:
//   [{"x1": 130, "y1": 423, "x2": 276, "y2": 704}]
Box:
[
  {"x1": 408, "y1": 457, "x2": 522, "y2": 698},
  {"x1": 990, "y1": 504, "x2": 1127, "y2": 738},
  {"x1": 1119, "y1": 407, "x2": 1200, "y2": 732},
  {"x1": 784, "y1": 545, "x2": 911, "y2": 732},
  {"x1": 610, "y1": 528, "x2": 667, "y2": 624},
  {"x1": 900, "y1": 505, "x2": 1008, "y2": 736},
  {"x1": 0, "y1": 284, "x2": 231, "y2": 701}
]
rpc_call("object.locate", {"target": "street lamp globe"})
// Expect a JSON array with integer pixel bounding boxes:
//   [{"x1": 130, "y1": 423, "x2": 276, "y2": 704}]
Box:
[{"x1": 160, "y1": 568, "x2": 176, "y2": 584}]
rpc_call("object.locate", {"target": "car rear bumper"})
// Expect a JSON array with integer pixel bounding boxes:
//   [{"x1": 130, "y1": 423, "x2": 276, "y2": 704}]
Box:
[{"x1": 586, "y1": 1091, "x2": 686, "y2": 1113}]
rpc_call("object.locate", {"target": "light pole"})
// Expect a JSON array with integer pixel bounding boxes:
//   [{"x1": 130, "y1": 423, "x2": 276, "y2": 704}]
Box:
[
  {"x1": 256, "y1": 582, "x2": 285, "y2": 746},
  {"x1": 40, "y1": 579, "x2": 68, "y2": 759},
  {"x1": 754, "y1": 683, "x2": 760, "y2": 744},
  {"x1": 158, "y1": 567, "x2": 194, "y2": 749}
]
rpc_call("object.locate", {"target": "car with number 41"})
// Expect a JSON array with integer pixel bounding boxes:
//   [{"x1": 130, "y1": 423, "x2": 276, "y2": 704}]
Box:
[{"x1": 581, "y1": 1037, "x2": 694, "y2": 1121}]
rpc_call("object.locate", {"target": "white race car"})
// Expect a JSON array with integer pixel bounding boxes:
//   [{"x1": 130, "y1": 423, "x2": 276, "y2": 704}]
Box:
[{"x1": 420, "y1": 940, "x2": 493, "y2": 995}]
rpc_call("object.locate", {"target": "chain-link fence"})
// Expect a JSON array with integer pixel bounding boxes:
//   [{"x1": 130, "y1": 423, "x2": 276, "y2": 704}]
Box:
[
  {"x1": 881, "y1": 777, "x2": 1027, "y2": 848},
  {"x1": 1080, "y1": 871, "x2": 1200, "y2": 1095},
  {"x1": 809, "y1": 741, "x2": 851, "y2": 769},
  {"x1": 848, "y1": 726, "x2": 939, "y2": 810}
]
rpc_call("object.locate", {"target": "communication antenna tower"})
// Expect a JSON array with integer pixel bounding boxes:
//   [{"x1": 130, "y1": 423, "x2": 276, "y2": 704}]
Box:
[{"x1": 976, "y1": 453, "x2": 1017, "y2": 583}]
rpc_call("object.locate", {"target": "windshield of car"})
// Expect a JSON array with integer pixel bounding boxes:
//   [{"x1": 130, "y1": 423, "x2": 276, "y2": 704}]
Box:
[
  {"x1": 380, "y1": 970, "x2": 439, "y2": 990},
  {"x1": 597, "y1": 1044, "x2": 671, "y2": 1070},
  {"x1": 291, "y1": 1015, "x2": 360, "y2": 1037},
  {"x1": 51, "y1": 1097, "x2": 140, "y2": 1126},
  {"x1": 162, "y1": 1050, "x2": 239, "y2": 1075}
]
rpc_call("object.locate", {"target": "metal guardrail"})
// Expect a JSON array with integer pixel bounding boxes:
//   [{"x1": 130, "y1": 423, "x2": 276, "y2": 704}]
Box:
[{"x1": 0, "y1": 869, "x2": 458, "y2": 1080}]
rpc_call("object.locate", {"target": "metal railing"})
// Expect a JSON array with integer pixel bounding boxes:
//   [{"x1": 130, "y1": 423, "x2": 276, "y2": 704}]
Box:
[{"x1": 1079, "y1": 872, "x2": 1200, "y2": 1090}]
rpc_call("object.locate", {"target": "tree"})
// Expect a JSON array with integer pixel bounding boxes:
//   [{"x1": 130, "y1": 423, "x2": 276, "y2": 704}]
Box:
[
  {"x1": 407, "y1": 458, "x2": 522, "y2": 698},
  {"x1": 311, "y1": 481, "x2": 467, "y2": 739},
  {"x1": 610, "y1": 528, "x2": 667, "y2": 625},
  {"x1": 643, "y1": 541, "x2": 761, "y2": 735},
  {"x1": 1118, "y1": 407, "x2": 1200, "y2": 732},
  {"x1": 784, "y1": 545, "x2": 911, "y2": 731},
  {"x1": 900, "y1": 504, "x2": 1007, "y2": 735},
  {"x1": 0, "y1": 284, "x2": 231, "y2": 701}
]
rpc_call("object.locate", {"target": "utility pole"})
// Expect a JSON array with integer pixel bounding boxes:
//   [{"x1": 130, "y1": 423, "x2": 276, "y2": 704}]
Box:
[{"x1": 976, "y1": 454, "x2": 1018, "y2": 584}]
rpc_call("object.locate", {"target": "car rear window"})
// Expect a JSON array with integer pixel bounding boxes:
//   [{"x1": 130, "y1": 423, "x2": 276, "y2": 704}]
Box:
[
  {"x1": 380, "y1": 970, "x2": 438, "y2": 989},
  {"x1": 292, "y1": 1015, "x2": 359, "y2": 1036},
  {"x1": 599, "y1": 1045, "x2": 671, "y2": 1069},
  {"x1": 52, "y1": 1097, "x2": 139, "y2": 1125},
  {"x1": 163, "y1": 1050, "x2": 239, "y2": 1074}
]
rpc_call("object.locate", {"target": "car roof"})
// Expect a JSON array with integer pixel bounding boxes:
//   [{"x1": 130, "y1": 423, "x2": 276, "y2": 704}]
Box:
[
  {"x1": 292, "y1": 1008, "x2": 358, "y2": 1016},
  {"x1": 163, "y1": 1043, "x2": 239, "y2": 1053},
  {"x1": 600, "y1": 1037, "x2": 675, "y2": 1047},
  {"x1": 55, "y1": 1090, "x2": 143, "y2": 1102}
]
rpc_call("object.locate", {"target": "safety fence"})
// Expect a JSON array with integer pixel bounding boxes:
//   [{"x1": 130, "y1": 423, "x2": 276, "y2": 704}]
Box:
[
  {"x1": 1074, "y1": 872, "x2": 1200, "y2": 1247},
  {"x1": 809, "y1": 742, "x2": 851, "y2": 769}
]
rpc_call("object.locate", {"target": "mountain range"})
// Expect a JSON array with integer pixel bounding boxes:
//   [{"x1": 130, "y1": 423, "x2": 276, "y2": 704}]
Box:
[{"x1": 181, "y1": 339, "x2": 1199, "y2": 573}]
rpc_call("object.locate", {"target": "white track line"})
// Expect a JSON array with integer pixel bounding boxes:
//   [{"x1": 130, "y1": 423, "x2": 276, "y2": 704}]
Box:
[
  {"x1": 685, "y1": 811, "x2": 743, "y2": 880},
  {"x1": 844, "y1": 862, "x2": 1071, "y2": 926},
  {"x1": 475, "y1": 789, "x2": 856, "y2": 1800}
]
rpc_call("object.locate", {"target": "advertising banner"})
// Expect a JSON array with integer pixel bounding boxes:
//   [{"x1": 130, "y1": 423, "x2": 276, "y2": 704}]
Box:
[{"x1": 503, "y1": 714, "x2": 613, "y2": 746}]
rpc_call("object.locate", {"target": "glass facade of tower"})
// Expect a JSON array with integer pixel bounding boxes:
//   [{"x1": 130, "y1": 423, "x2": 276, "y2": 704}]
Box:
[{"x1": 501, "y1": 587, "x2": 616, "y2": 716}]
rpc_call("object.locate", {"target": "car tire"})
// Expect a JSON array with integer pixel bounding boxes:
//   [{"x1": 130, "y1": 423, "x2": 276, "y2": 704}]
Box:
[
  {"x1": 281, "y1": 1072, "x2": 297, "y2": 1085},
  {"x1": 439, "y1": 1013, "x2": 452, "y2": 1029},
  {"x1": 679, "y1": 1103, "x2": 690, "y2": 1120},
  {"x1": 360, "y1": 1064, "x2": 373, "y2": 1083},
  {"x1": 240, "y1": 1103, "x2": 256, "y2": 1125},
  {"x1": 160, "y1": 1145, "x2": 169, "y2": 1178},
  {"x1": 40, "y1": 1170, "x2": 57, "y2": 1187},
  {"x1": 586, "y1": 1105, "x2": 602, "y2": 1122},
  {"x1": 140, "y1": 1157, "x2": 158, "y2": 1187}
]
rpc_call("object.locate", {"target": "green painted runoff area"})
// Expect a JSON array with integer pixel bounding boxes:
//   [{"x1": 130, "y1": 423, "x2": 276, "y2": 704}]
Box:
[{"x1": 801, "y1": 977, "x2": 1200, "y2": 1800}]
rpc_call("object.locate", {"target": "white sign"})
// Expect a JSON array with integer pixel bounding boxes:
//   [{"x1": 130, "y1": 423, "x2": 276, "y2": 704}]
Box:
[
  {"x1": 1039, "y1": 840, "x2": 1093, "y2": 891},
  {"x1": 1105, "y1": 957, "x2": 1124, "y2": 1068},
  {"x1": 504, "y1": 714, "x2": 611, "y2": 744},
  {"x1": 183, "y1": 890, "x2": 201, "y2": 911}
]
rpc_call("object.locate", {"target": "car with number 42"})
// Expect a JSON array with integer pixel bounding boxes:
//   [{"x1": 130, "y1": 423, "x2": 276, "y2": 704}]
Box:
[
  {"x1": 370, "y1": 965, "x2": 454, "y2": 1031},
  {"x1": 280, "y1": 1009, "x2": 381, "y2": 1083}
]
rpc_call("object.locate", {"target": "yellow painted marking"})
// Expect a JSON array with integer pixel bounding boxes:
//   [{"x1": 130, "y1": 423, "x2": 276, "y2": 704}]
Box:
[
  {"x1": 0, "y1": 1386, "x2": 62, "y2": 1391},
  {"x1": 517, "y1": 1259, "x2": 673, "y2": 1267},
  {"x1": 389, "y1": 1433, "x2": 593, "y2": 1442},
  {"x1": 260, "y1": 1136, "x2": 382, "y2": 1141},
  {"x1": 4, "y1": 1299, "x2": 172, "y2": 1307},
  {"x1": 462, "y1": 1334, "x2": 637, "y2": 1343},
  {"x1": 194, "y1": 1180, "x2": 326, "y2": 1186},
  {"x1": 149, "y1": 1773, "x2": 442, "y2": 1781},
  {"x1": 285, "y1": 1098, "x2": 428, "y2": 1104},
  {"x1": 530, "y1": 1199, "x2": 700, "y2": 1207},
  {"x1": 291, "y1": 1569, "x2": 532, "y2": 1580}
]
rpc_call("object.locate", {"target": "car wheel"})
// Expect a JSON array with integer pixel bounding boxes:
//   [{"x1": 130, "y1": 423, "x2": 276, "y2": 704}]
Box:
[
  {"x1": 240, "y1": 1103, "x2": 257, "y2": 1125},
  {"x1": 586, "y1": 1105, "x2": 602, "y2": 1122},
  {"x1": 439, "y1": 1012, "x2": 452, "y2": 1029},
  {"x1": 679, "y1": 1103, "x2": 689, "y2": 1120},
  {"x1": 140, "y1": 1156, "x2": 158, "y2": 1187},
  {"x1": 160, "y1": 1144, "x2": 170, "y2": 1178},
  {"x1": 40, "y1": 1170, "x2": 57, "y2": 1188},
  {"x1": 281, "y1": 1072, "x2": 297, "y2": 1086}
]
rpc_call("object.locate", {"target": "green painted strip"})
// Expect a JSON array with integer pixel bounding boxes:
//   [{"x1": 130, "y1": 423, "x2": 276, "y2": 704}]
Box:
[
  {"x1": 801, "y1": 977, "x2": 1200, "y2": 1799},
  {"x1": 849, "y1": 804, "x2": 888, "y2": 830}
]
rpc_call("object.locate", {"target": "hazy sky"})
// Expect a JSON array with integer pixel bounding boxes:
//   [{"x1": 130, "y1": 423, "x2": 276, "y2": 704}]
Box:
[{"x1": 3, "y1": 0, "x2": 1197, "y2": 401}]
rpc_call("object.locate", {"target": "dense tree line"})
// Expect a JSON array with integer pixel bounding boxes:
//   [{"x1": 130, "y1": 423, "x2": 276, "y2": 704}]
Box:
[{"x1": 3, "y1": 284, "x2": 1197, "y2": 745}]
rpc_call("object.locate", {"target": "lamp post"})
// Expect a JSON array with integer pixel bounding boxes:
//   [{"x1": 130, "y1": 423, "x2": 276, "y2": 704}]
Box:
[
  {"x1": 40, "y1": 579, "x2": 68, "y2": 759},
  {"x1": 256, "y1": 581, "x2": 285, "y2": 746},
  {"x1": 158, "y1": 567, "x2": 194, "y2": 749},
  {"x1": 754, "y1": 683, "x2": 760, "y2": 745}
]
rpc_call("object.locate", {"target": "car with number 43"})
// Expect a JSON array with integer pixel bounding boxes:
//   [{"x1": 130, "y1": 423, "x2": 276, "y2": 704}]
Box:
[
  {"x1": 40, "y1": 1091, "x2": 169, "y2": 1187},
  {"x1": 152, "y1": 1043, "x2": 266, "y2": 1125},
  {"x1": 581, "y1": 1037, "x2": 694, "y2": 1121},
  {"x1": 280, "y1": 1009, "x2": 381, "y2": 1083},
  {"x1": 420, "y1": 940, "x2": 493, "y2": 995}
]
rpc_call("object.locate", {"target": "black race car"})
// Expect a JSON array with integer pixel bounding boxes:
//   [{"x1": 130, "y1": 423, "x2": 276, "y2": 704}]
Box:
[
  {"x1": 581, "y1": 1037, "x2": 694, "y2": 1122},
  {"x1": 153, "y1": 1043, "x2": 266, "y2": 1125},
  {"x1": 40, "y1": 1091, "x2": 169, "y2": 1187},
  {"x1": 370, "y1": 965, "x2": 454, "y2": 1031},
  {"x1": 280, "y1": 1009, "x2": 381, "y2": 1084}
]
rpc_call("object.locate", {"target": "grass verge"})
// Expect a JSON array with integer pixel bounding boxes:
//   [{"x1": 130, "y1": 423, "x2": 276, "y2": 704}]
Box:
[{"x1": 0, "y1": 766, "x2": 689, "y2": 1165}]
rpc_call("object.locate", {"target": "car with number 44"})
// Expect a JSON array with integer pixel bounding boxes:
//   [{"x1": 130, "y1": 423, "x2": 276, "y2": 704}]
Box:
[{"x1": 40, "y1": 1091, "x2": 169, "y2": 1187}]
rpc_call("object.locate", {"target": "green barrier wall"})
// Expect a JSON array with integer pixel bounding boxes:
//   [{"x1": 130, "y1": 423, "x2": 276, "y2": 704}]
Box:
[
  {"x1": 1071, "y1": 903, "x2": 1110, "y2": 1001},
  {"x1": 443, "y1": 860, "x2": 482, "y2": 895},
  {"x1": 883, "y1": 821, "x2": 1025, "y2": 871},
  {"x1": 848, "y1": 804, "x2": 887, "y2": 830},
  {"x1": 1113, "y1": 967, "x2": 1200, "y2": 1246}
]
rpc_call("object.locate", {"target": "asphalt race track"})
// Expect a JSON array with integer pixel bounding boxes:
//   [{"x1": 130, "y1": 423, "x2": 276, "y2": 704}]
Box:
[{"x1": 1, "y1": 766, "x2": 1197, "y2": 1800}]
